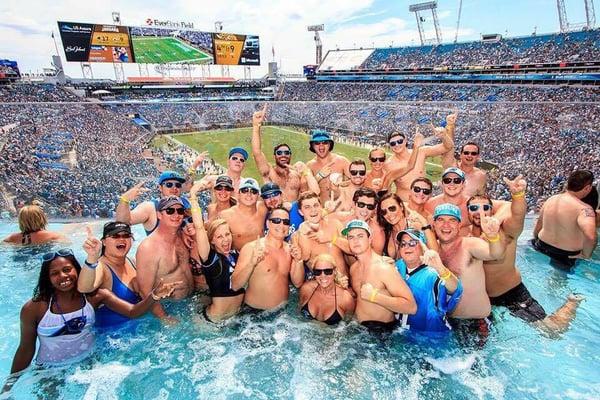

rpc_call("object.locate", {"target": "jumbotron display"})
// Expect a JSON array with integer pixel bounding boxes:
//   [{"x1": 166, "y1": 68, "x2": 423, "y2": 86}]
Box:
[{"x1": 57, "y1": 21, "x2": 260, "y2": 65}]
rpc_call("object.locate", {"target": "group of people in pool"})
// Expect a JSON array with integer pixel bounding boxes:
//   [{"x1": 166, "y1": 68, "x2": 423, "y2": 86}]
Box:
[{"x1": 3, "y1": 105, "x2": 597, "y2": 390}]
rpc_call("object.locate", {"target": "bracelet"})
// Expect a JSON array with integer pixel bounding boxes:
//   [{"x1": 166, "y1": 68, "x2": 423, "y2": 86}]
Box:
[
  {"x1": 119, "y1": 196, "x2": 130, "y2": 204},
  {"x1": 151, "y1": 291, "x2": 160, "y2": 301},
  {"x1": 331, "y1": 234, "x2": 338, "y2": 246},
  {"x1": 302, "y1": 169, "x2": 310, "y2": 177},
  {"x1": 486, "y1": 234, "x2": 501, "y2": 243},
  {"x1": 439, "y1": 268, "x2": 452, "y2": 280},
  {"x1": 84, "y1": 260, "x2": 98, "y2": 269},
  {"x1": 421, "y1": 225, "x2": 432, "y2": 231},
  {"x1": 511, "y1": 191, "x2": 525, "y2": 199},
  {"x1": 190, "y1": 207, "x2": 201, "y2": 214},
  {"x1": 188, "y1": 168, "x2": 196, "y2": 175},
  {"x1": 369, "y1": 288, "x2": 379, "y2": 303}
]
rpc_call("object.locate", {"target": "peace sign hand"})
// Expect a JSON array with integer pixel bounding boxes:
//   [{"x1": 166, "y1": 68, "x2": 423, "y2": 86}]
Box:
[{"x1": 122, "y1": 181, "x2": 149, "y2": 202}]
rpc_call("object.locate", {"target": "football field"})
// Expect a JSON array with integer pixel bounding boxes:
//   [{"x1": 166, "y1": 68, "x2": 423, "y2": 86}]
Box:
[
  {"x1": 132, "y1": 37, "x2": 213, "y2": 64},
  {"x1": 168, "y1": 126, "x2": 443, "y2": 182}
]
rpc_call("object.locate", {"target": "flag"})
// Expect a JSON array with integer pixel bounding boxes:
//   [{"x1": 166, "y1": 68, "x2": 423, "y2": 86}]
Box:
[{"x1": 272, "y1": 45, "x2": 275, "y2": 58}]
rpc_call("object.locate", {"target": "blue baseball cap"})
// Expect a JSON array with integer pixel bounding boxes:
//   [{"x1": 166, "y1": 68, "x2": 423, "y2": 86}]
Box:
[
  {"x1": 309, "y1": 129, "x2": 334, "y2": 153},
  {"x1": 261, "y1": 182, "x2": 282, "y2": 199},
  {"x1": 396, "y1": 228, "x2": 427, "y2": 245},
  {"x1": 341, "y1": 219, "x2": 371, "y2": 236},
  {"x1": 229, "y1": 147, "x2": 249, "y2": 160},
  {"x1": 442, "y1": 167, "x2": 465, "y2": 180},
  {"x1": 433, "y1": 203, "x2": 462, "y2": 222},
  {"x1": 158, "y1": 171, "x2": 186, "y2": 185}
]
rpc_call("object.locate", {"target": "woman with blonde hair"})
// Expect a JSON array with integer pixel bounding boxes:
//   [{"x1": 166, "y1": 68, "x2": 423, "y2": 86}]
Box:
[{"x1": 3, "y1": 205, "x2": 66, "y2": 245}]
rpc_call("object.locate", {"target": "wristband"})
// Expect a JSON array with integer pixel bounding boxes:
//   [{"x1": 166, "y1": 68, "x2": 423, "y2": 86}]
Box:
[
  {"x1": 439, "y1": 268, "x2": 452, "y2": 280},
  {"x1": 369, "y1": 288, "x2": 379, "y2": 303},
  {"x1": 511, "y1": 191, "x2": 525, "y2": 199},
  {"x1": 84, "y1": 260, "x2": 98, "y2": 269},
  {"x1": 151, "y1": 291, "x2": 160, "y2": 301},
  {"x1": 190, "y1": 207, "x2": 201, "y2": 214},
  {"x1": 331, "y1": 234, "x2": 338, "y2": 246},
  {"x1": 421, "y1": 225, "x2": 432, "y2": 231},
  {"x1": 302, "y1": 169, "x2": 310, "y2": 177},
  {"x1": 188, "y1": 168, "x2": 196, "y2": 175},
  {"x1": 486, "y1": 234, "x2": 501, "y2": 243},
  {"x1": 119, "y1": 196, "x2": 130, "y2": 204}
]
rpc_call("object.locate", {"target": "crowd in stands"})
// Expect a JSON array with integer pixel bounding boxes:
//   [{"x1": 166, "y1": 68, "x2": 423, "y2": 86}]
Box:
[
  {"x1": 361, "y1": 29, "x2": 600, "y2": 70},
  {"x1": 110, "y1": 87, "x2": 273, "y2": 102},
  {"x1": 0, "y1": 84, "x2": 80, "y2": 102}
]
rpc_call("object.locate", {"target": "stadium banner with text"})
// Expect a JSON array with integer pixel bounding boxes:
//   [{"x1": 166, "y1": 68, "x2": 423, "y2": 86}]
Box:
[{"x1": 57, "y1": 21, "x2": 259, "y2": 65}]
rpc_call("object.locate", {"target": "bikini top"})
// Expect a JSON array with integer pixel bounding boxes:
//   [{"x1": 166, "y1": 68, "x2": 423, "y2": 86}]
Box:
[{"x1": 301, "y1": 285, "x2": 342, "y2": 325}]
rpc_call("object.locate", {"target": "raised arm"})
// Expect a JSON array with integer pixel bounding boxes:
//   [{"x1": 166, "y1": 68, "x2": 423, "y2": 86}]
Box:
[
  {"x1": 500, "y1": 175, "x2": 528, "y2": 238},
  {"x1": 469, "y1": 212, "x2": 505, "y2": 261},
  {"x1": 189, "y1": 181, "x2": 210, "y2": 261},
  {"x1": 381, "y1": 131, "x2": 422, "y2": 189},
  {"x1": 289, "y1": 241, "x2": 305, "y2": 288},
  {"x1": 115, "y1": 182, "x2": 152, "y2": 226},
  {"x1": 251, "y1": 104, "x2": 272, "y2": 181},
  {"x1": 421, "y1": 125, "x2": 454, "y2": 158},
  {"x1": 78, "y1": 225, "x2": 105, "y2": 293}
]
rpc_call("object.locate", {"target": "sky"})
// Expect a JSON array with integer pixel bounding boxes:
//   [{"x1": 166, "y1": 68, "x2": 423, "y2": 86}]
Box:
[{"x1": 0, "y1": 0, "x2": 593, "y2": 79}]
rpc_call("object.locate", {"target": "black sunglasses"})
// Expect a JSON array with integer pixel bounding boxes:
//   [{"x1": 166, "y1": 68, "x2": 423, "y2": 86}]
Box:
[
  {"x1": 462, "y1": 151, "x2": 479, "y2": 156},
  {"x1": 313, "y1": 268, "x2": 334, "y2": 276},
  {"x1": 389, "y1": 138, "x2": 405, "y2": 147},
  {"x1": 356, "y1": 201, "x2": 376, "y2": 210},
  {"x1": 468, "y1": 204, "x2": 492, "y2": 212},
  {"x1": 442, "y1": 177, "x2": 464, "y2": 185},
  {"x1": 275, "y1": 150, "x2": 291, "y2": 156},
  {"x1": 412, "y1": 186, "x2": 432, "y2": 195},
  {"x1": 269, "y1": 217, "x2": 291, "y2": 226},
  {"x1": 108, "y1": 233, "x2": 132, "y2": 239},
  {"x1": 164, "y1": 207, "x2": 185, "y2": 215},
  {"x1": 350, "y1": 170, "x2": 366, "y2": 176},
  {"x1": 163, "y1": 182, "x2": 182, "y2": 189},
  {"x1": 240, "y1": 187, "x2": 259, "y2": 195},
  {"x1": 214, "y1": 185, "x2": 234, "y2": 192},
  {"x1": 369, "y1": 156, "x2": 386, "y2": 162},
  {"x1": 230, "y1": 156, "x2": 246, "y2": 163},
  {"x1": 380, "y1": 205, "x2": 399, "y2": 216}
]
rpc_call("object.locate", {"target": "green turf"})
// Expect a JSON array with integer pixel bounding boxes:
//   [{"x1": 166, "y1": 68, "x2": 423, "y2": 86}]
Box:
[
  {"x1": 166, "y1": 126, "x2": 443, "y2": 182},
  {"x1": 132, "y1": 37, "x2": 212, "y2": 64}
]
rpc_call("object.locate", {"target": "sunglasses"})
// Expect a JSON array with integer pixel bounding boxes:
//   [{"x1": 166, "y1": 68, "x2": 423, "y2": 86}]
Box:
[
  {"x1": 412, "y1": 186, "x2": 432, "y2": 195},
  {"x1": 313, "y1": 268, "x2": 334, "y2": 276},
  {"x1": 230, "y1": 156, "x2": 246, "y2": 163},
  {"x1": 214, "y1": 185, "x2": 234, "y2": 192},
  {"x1": 269, "y1": 217, "x2": 291, "y2": 226},
  {"x1": 275, "y1": 150, "x2": 291, "y2": 156},
  {"x1": 163, "y1": 207, "x2": 185, "y2": 215},
  {"x1": 313, "y1": 140, "x2": 329, "y2": 145},
  {"x1": 162, "y1": 182, "x2": 182, "y2": 189},
  {"x1": 42, "y1": 248, "x2": 74, "y2": 262},
  {"x1": 356, "y1": 201, "x2": 376, "y2": 210},
  {"x1": 262, "y1": 192, "x2": 281, "y2": 200},
  {"x1": 468, "y1": 204, "x2": 492, "y2": 212},
  {"x1": 389, "y1": 138, "x2": 405, "y2": 147},
  {"x1": 442, "y1": 177, "x2": 464, "y2": 185},
  {"x1": 350, "y1": 170, "x2": 366, "y2": 176},
  {"x1": 240, "y1": 187, "x2": 259, "y2": 195},
  {"x1": 369, "y1": 156, "x2": 386, "y2": 163},
  {"x1": 380, "y1": 205, "x2": 399, "y2": 216},
  {"x1": 400, "y1": 239, "x2": 420, "y2": 248},
  {"x1": 462, "y1": 151, "x2": 479, "y2": 156},
  {"x1": 108, "y1": 233, "x2": 132, "y2": 239}
]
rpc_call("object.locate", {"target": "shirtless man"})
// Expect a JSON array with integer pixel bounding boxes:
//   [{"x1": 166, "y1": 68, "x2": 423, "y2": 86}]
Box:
[
  {"x1": 433, "y1": 203, "x2": 504, "y2": 333},
  {"x1": 219, "y1": 178, "x2": 268, "y2": 251},
  {"x1": 252, "y1": 105, "x2": 319, "y2": 201},
  {"x1": 386, "y1": 123, "x2": 453, "y2": 201},
  {"x1": 533, "y1": 169, "x2": 598, "y2": 269},
  {"x1": 306, "y1": 130, "x2": 350, "y2": 203},
  {"x1": 207, "y1": 175, "x2": 236, "y2": 222},
  {"x1": 135, "y1": 196, "x2": 194, "y2": 320},
  {"x1": 293, "y1": 191, "x2": 349, "y2": 277},
  {"x1": 334, "y1": 160, "x2": 368, "y2": 212},
  {"x1": 116, "y1": 171, "x2": 189, "y2": 236},
  {"x1": 231, "y1": 206, "x2": 304, "y2": 310},
  {"x1": 456, "y1": 142, "x2": 487, "y2": 197},
  {"x1": 344, "y1": 220, "x2": 417, "y2": 333},
  {"x1": 406, "y1": 178, "x2": 434, "y2": 221},
  {"x1": 364, "y1": 148, "x2": 387, "y2": 192},
  {"x1": 466, "y1": 178, "x2": 583, "y2": 334},
  {"x1": 425, "y1": 167, "x2": 470, "y2": 234},
  {"x1": 199, "y1": 147, "x2": 249, "y2": 196}
]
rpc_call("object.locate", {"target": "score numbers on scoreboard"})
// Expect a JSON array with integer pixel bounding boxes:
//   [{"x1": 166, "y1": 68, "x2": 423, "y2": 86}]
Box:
[{"x1": 90, "y1": 32, "x2": 130, "y2": 47}]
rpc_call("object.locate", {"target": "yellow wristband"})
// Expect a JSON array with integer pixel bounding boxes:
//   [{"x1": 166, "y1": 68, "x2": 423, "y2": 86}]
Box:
[
  {"x1": 119, "y1": 196, "x2": 130, "y2": 204},
  {"x1": 302, "y1": 169, "x2": 309, "y2": 177},
  {"x1": 190, "y1": 207, "x2": 201, "y2": 214},
  {"x1": 439, "y1": 268, "x2": 452, "y2": 280},
  {"x1": 188, "y1": 168, "x2": 196, "y2": 175},
  {"x1": 369, "y1": 288, "x2": 379, "y2": 303},
  {"x1": 331, "y1": 234, "x2": 337, "y2": 246},
  {"x1": 486, "y1": 234, "x2": 500, "y2": 243},
  {"x1": 511, "y1": 191, "x2": 525, "y2": 199}
]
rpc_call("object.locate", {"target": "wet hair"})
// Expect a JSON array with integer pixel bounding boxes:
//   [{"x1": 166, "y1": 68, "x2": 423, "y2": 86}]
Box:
[
  {"x1": 349, "y1": 159, "x2": 367, "y2": 171},
  {"x1": 353, "y1": 187, "x2": 378, "y2": 204},
  {"x1": 33, "y1": 254, "x2": 81, "y2": 302},
  {"x1": 368, "y1": 147, "x2": 386, "y2": 159},
  {"x1": 467, "y1": 194, "x2": 493, "y2": 208},
  {"x1": 460, "y1": 141, "x2": 481, "y2": 153},
  {"x1": 206, "y1": 218, "x2": 230, "y2": 243},
  {"x1": 410, "y1": 177, "x2": 433, "y2": 190},
  {"x1": 312, "y1": 253, "x2": 337, "y2": 270},
  {"x1": 377, "y1": 192, "x2": 407, "y2": 230},
  {"x1": 273, "y1": 143, "x2": 291, "y2": 154},
  {"x1": 566, "y1": 170, "x2": 594, "y2": 192},
  {"x1": 386, "y1": 131, "x2": 406, "y2": 142},
  {"x1": 298, "y1": 191, "x2": 320, "y2": 209},
  {"x1": 18, "y1": 205, "x2": 48, "y2": 234},
  {"x1": 581, "y1": 185, "x2": 599, "y2": 210}
]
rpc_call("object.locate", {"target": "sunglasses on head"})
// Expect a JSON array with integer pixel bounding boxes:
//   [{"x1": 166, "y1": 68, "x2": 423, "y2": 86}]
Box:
[
  {"x1": 240, "y1": 187, "x2": 259, "y2": 195},
  {"x1": 269, "y1": 217, "x2": 291, "y2": 226},
  {"x1": 468, "y1": 204, "x2": 492, "y2": 212},
  {"x1": 370, "y1": 156, "x2": 386, "y2": 163},
  {"x1": 356, "y1": 201, "x2": 376, "y2": 210},
  {"x1": 163, "y1": 207, "x2": 185, "y2": 215},
  {"x1": 442, "y1": 177, "x2": 464, "y2": 185},
  {"x1": 380, "y1": 205, "x2": 399, "y2": 216},
  {"x1": 389, "y1": 138, "x2": 405, "y2": 147},
  {"x1": 412, "y1": 186, "x2": 432, "y2": 195},
  {"x1": 108, "y1": 233, "x2": 132, "y2": 239},
  {"x1": 350, "y1": 170, "x2": 366, "y2": 176},
  {"x1": 275, "y1": 149, "x2": 291, "y2": 156},
  {"x1": 214, "y1": 185, "x2": 234, "y2": 192},
  {"x1": 400, "y1": 239, "x2": 420, "y2": 248},
  {"x1": 462, "y1": 151, "x2": 479, "y2": 156},
  {"x1": 162, "y1": 181, "x2": 182, "y2": 189},
  {"x1": 42, "y1": 248, "x2": 74, "y2": 263},
  {"x1": 230, "y1": 156, "x2": 246, "y2": 163},
  {"x1": 313, "y1": 268, "x2": 334, "y2": 276}
]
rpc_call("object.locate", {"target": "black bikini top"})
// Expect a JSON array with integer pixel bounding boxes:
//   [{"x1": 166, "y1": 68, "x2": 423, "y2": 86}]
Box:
[{"x1": 301, "y1": 285, "x2": 343, "y2": 325}]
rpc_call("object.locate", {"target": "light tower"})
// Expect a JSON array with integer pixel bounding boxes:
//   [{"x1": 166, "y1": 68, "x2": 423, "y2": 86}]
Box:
[
  {"x1": 111, "y1": 11, "x2": 125, "y2": 83},
  {"x1": 557, "y1": 0, "x2": 596, "y2": 32},
  {"x1": 409, "y1": 1, "x2": 442, "y2": 45},
  {"x1": 307, "y1": 24, "x2": 325, "y2": 65}
]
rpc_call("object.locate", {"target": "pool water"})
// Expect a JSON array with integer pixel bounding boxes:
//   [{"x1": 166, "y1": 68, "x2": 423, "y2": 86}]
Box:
[{"x1": 0, "y1": 220, "x2": 599, "y2": 400}]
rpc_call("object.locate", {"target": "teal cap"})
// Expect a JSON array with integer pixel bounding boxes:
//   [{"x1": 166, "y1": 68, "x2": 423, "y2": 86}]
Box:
[{"x1": 433, "y1": 203, "x2": 462, "y2": 222}]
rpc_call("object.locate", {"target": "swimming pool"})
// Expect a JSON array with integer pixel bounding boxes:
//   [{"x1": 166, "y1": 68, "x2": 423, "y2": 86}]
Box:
[{"x1": 1, "y1": 219, "x2": 599, "y2": 399}]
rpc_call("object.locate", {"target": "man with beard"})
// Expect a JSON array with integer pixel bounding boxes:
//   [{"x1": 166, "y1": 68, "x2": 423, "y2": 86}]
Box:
[
  {"x1": 251, "y1": 104, "x2": 319, "y2": 201},
  {"x1": 231, "y1": 206, "x2": 304, "y2": 311},
  {"x1": 135, "y1": 197, "x2": 195, "y2": 322},
  {"x1": 306, "y1": 130, "x2": 350, "y2": 204}
]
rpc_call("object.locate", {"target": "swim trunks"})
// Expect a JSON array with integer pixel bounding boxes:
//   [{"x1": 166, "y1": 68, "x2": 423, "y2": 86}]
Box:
[
  {"x1": 490, "y1": 282, "x2": 547, "y2": 323},
  {"x1": 201, "y1": 306, "x2": 215, "y2": 323},
  {"x1": 448, "y1": 315, "x2": 493, "y2": 348},
  {"x1": 361, "y1": 319, "x2": 398, "y2": 334},
  {"x1": 531, "y1": 238, "x2": 579, "y2": 270}
]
